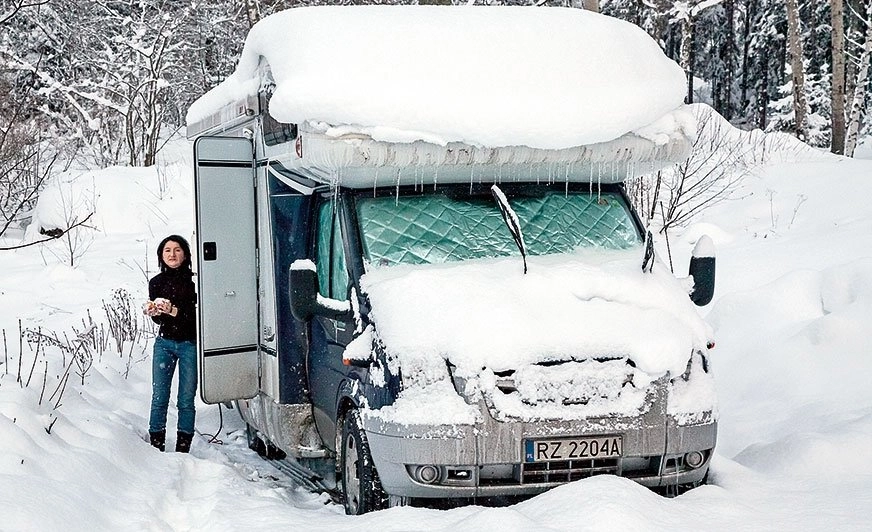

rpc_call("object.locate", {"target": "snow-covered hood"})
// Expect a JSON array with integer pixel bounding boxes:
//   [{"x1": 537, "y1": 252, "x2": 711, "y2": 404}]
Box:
[{"x1": 360, "y1": 248, "x2": 712, "y2": 381}]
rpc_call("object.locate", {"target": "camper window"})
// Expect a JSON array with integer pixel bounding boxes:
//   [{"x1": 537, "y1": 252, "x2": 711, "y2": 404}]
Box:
[
  {"x1": 315, "y1": 200, "x2": 349, "y2": 299},
  {"x1": 355, "y1": 187, "x2": 642, "y2": 268}
]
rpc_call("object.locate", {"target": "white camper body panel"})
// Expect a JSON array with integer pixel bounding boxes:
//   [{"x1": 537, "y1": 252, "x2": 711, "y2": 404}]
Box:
[{"x1": 193, "y1": 136, "x2": 259, "y2": 404}]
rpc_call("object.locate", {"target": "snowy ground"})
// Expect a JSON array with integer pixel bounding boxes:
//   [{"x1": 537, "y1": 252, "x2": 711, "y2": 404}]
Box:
[{"x1": 2, "y1": 130, "x2": 871, "y2": 530}]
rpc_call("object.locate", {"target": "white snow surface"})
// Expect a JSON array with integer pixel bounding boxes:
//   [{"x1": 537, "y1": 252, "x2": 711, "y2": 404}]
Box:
[
  {"x1": 186, "y1": 6, "x2": 689, "y2": 149},
  {"x1": 3, "y1": 112, "x2": 872, "y2": 529},
  {"x1": 360, "y1": 248, "x2": 712, "y2": 381}
]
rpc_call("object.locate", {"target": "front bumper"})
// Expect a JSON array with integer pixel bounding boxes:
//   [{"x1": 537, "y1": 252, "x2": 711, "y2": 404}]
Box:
[{"x1": 362, "y1": 395, "x2": 716, "y2": 499}]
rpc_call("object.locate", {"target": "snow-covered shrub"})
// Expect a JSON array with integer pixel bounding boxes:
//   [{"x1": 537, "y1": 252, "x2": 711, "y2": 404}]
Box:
[
  {"x1": 627, "y1": 104, "x2": 750, "y2": 235},
  {"x1": 102, "y1": 288, "x2": 141, "y2": 356},
  {"x1": 25, "y1": 173, "x2": 96, "y2": 267}
]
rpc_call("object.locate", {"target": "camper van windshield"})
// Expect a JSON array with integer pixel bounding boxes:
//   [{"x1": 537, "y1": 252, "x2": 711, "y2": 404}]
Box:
[{"x1": 355, "y1": 187, "x2": 642, "y2": 268}]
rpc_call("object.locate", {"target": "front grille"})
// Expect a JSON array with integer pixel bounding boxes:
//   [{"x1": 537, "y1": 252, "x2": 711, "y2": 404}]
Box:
[{"x1": 521, "y1": 458, "x2": 619, "y2": 484}]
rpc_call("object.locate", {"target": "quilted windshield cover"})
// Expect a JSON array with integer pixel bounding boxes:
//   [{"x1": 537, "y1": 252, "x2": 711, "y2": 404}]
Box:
[{"x1": 356, "y1": 190, "x2": 641, "y2": 267}]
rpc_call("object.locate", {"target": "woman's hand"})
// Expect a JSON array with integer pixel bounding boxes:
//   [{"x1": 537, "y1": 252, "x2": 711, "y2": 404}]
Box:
[
  {"x1": 155, "y1": 298, "x2": 172, "y2": 312},
  {"x1": 154, "y1": 298, "x2": 177, "y2": 316},
  {"x1": 143, "y1": 301, "x2": 160, "y2": 317}
]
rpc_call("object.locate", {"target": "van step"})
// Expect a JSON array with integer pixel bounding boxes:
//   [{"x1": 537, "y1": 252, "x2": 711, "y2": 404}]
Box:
[
  {"x1": 267, "y1": 457, "x2": 341, "y2": 503},
  {"x1": 298, "y1": 446, "x2": 329, "y2": 459}
]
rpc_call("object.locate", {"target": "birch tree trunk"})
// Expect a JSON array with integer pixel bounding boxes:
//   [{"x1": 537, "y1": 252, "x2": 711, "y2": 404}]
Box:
[
  {"x1": 681, "y1": 14, "x2": 695, "y2": 104},
  {"x1": 845, "y1": 4, "x2": 872, "y2": 157},
  {"x1": 785, "y1": 0, "x2": 809, "y2": 141},
  {"x1": 831, "y1": 0, "x2": 846, "y2": 154},
  {"x1": 582, "y1": 0, "x2": 600, "y2": 12}
]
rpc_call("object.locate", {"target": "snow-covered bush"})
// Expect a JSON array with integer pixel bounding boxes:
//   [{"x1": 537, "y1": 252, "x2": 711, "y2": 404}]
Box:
[{"x1": 627, "y1": 105, "x2": 750, "y2": 234}]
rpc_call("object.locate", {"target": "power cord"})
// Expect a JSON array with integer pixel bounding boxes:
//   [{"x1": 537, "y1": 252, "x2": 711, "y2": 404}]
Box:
[{"x1": 196, "y1": 402, "x2": 224, "y2": 444}]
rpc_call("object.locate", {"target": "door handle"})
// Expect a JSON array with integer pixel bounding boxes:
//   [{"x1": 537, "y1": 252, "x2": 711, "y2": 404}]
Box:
[{"x1": 263, "y1": 326, "x2": 275, "y2": 342}]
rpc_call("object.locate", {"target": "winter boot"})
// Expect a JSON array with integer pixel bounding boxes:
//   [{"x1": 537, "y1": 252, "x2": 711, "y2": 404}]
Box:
[
  {"x1": 176, "y1": 431, "x2": 194, "y2": 453},
  {"x1": 149, "y1": 430, "x2": 166, "y2": 452}
]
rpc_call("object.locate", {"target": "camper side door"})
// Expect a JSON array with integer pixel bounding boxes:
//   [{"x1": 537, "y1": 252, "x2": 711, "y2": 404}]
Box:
[{"x1": 194, "y1": 136, "x2": 259, "y2": 403}]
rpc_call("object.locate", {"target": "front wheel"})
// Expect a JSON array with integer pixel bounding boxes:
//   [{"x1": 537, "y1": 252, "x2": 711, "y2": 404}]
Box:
[{"x1": 340, "y1": 409, "x2": 387, "y2": 515}]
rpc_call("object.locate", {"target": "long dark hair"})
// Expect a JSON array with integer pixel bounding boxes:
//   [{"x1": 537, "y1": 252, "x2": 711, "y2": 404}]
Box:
[{"x1": 156, "y1": 235, "x2": 193, "y2": 273}]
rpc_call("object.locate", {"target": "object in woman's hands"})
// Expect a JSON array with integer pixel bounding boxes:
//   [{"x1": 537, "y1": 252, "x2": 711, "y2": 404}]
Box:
[
  {"x1": 154, "y1": 297, "x2": 172, "y2": 313},
  {"x1": 143, "y1": 300, "x2": 159, "y2": 316}
]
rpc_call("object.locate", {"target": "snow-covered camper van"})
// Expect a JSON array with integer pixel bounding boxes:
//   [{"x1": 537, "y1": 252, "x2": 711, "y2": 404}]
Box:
[{"x1": 186, "y1": 6, "x2": 718, "y2": 514}]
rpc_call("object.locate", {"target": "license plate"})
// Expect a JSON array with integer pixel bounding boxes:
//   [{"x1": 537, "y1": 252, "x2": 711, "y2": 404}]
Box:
[{"x1": 524, "y1": 435, "x2": 623, "y2": 462}]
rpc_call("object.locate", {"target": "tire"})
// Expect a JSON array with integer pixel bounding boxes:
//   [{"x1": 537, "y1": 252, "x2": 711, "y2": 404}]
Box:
[{"x1": 340, "y1": 409, "x2": 387, "y2": 515}]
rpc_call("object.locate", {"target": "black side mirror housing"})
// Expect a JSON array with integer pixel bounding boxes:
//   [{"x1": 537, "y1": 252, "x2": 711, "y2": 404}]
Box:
[
  {"x1": 289, "y1": 260, "x2": 354, "y2": 322},
  {"x1": 688, "y1": 235, "x2": 716, "y2": 306}
]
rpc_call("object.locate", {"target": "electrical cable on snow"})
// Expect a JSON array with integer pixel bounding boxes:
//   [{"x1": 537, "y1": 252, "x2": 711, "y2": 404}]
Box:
[{"x1": 197, "y1": 403, "x2": 224, "y2": 444}]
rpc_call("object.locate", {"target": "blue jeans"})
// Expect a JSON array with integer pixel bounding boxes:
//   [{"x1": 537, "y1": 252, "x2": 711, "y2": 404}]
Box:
[{"x1": 149, "y1": 337, "x2": 197, "y2": 434}]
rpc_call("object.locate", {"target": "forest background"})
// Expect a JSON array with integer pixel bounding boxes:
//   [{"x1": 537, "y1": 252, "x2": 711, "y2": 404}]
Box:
[{"x1": 0, "y1": 0, "x2": 867, "y2": 241}]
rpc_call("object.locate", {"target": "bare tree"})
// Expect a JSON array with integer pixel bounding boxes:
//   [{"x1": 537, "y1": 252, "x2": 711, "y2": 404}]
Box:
[
  {"x1": 1, "y1": 0, "x2": 204, "y2": 168},
  {"x1": 627, "y1": 106, "x2": 750, "y2": 238},
  {"x1": 831, "y1": 0, "x2": 846, "y2": 154},
  {"x1": 579, "y1": 0, "x2": 599, "y2": 12},
  {"x1": 0, "y1": 0, "x2": 47, "y2": 25},
  {"x1": 0, "y1": 115, "x2": 54, "y2": 238},
  {"x1": 669, "y1": 1, "x2": 726, "y2": 104},
  {"x1": 785, "y1": 0, "x2": 810, "y2": 141}
]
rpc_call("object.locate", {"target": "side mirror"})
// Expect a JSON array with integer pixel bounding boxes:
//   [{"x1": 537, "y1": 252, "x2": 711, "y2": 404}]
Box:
[
  {"x1": 688, "y1": 235, "x2": 716, "y2": 306},
  {"x1": 289, "y1": 260, "x2": 354, "y2": 322}
]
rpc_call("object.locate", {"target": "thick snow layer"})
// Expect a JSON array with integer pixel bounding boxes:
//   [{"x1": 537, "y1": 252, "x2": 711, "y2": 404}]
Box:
[
  {"x1": 484, "y1": 361, "x2": 653, "y2": 421},
  {"x1": 360, "y1": 248, "x2": 712, "y2": 380},
  {"x1": 186, "y1": 6, "x2": 688, "y2": 149},
  {"x1": 365, "y1": 379, "x2": 481, "y2": 427}
]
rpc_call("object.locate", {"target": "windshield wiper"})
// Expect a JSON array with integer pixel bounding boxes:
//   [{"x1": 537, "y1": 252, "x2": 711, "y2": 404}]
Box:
[{"x1": 490, "y1": 184, "x2": 528, "y2": 274}]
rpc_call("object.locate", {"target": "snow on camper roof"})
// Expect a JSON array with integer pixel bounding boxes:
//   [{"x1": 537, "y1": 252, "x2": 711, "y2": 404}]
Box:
[{"x1": 186, "y1": 6, "x2": 694, "y2": 186}]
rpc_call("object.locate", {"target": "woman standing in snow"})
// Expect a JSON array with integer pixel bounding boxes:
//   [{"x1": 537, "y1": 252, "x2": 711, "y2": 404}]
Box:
[{"x1": 144, "y1": 235, "x2": 197, "y2": 453}]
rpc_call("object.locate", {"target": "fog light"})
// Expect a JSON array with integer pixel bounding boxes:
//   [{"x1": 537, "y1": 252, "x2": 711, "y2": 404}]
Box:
[
  {"x1": 446, "y1": 468, "x2": 472, "y2": 481},
  {"x1": 684, "y1": 451, "x2": 705, "y2": 469},
  {"x1": 416, "y1": 465, "x2": 440, "y2": 484}
]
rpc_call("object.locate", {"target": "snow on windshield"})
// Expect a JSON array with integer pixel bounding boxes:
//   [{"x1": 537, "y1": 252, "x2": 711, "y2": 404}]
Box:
[
  {"x1": 186, "y1": 6, "x2": 689, "y2": 149},
  {"x1": 360, "y1": 248, "x2": 713, "y2": 382}
]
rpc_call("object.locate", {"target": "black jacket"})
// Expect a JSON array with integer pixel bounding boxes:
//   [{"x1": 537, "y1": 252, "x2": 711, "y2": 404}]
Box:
[{"x1": 149, "y1": 268, "x2": 196, "y2": 342}]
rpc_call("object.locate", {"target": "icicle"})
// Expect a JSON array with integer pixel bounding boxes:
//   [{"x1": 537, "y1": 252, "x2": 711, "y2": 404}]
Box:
[
  {"x1": 395, "y1": 168, "x2": 401, "y2": 205},
  {"x1": 589, "y1": 164, "x2": 594, "y2": 196},
  {"x1": 564, "y1": 163, "x2": 569, "y2": 197},
  {"x1": 597, "y1": 162, "x2": 602, "y2": 201}
]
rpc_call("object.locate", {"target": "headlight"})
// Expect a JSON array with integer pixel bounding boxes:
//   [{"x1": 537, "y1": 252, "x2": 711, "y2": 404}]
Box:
[
  {"x1": 446, "y1": 361, "x2": 478, "y2": 404},
  {"x1": 678, "y1": 351, "x2": 709, "y2": 382}
]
